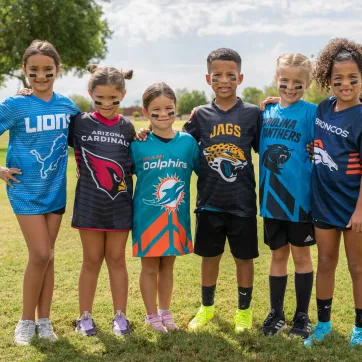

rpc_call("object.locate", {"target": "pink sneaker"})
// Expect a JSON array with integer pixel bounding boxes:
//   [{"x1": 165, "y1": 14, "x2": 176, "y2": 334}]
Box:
[
  {"x1": 145, "y1": 313, "x2": 167, "y2": 333},
  {"x1": 160, "y1": 312, "x2": 179, "y2": 331}
]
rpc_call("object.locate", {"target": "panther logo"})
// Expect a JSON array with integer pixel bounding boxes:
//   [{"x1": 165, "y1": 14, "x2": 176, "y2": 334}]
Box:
[
  {"x1": 203, "y1": 143, "x2": 247, "y2": 182},
  {"x1": 262, "y1": 144, "x2": 293, "y2": 174}
]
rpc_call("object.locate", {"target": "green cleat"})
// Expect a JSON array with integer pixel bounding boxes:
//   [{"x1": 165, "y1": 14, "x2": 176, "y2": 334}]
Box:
[
  {"x1": 234, "y1": 307, "x2": 253, "y2": 333},
  {"x1": 188, "y1": 305, "x2": 215, "y2": 330}
]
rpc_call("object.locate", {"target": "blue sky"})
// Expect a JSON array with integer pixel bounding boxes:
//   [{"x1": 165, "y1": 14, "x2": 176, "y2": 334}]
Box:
[{"x1": 1, "y1": 0, "x2": 362, "y2": 106}]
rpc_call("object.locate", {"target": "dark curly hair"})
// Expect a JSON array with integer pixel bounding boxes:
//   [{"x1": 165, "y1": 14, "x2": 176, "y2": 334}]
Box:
[
  {"x1": 314, "y1": 38, "x2": 362, "y2": 91},
  {"x1": 207, "y1": 48, "x2": 242, "y2": 73}
]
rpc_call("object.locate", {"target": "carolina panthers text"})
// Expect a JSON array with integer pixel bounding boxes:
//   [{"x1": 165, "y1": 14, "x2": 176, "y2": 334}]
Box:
[{"x1": 262, "y1": 118, "x2": 301, "y2": 143}]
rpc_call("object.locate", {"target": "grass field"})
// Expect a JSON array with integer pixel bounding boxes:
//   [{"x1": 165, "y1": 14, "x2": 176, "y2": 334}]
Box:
[{"x1": 0, "y1": 121, "x2": 360, "y2": 361}]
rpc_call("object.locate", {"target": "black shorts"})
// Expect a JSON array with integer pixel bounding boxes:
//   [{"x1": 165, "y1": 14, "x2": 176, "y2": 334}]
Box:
[
  {"x1": 313, "y1": 219, "x2": 349, "y2": 231},
  {"x1": 51, "y1": 206, "x2": 66, "y2": 215},
  {"x1": 194, "y1": 211, "x2": 258, "y2": 260},
  {"x1": 263, "y1": 218, "x2": 315, "y2": 250}
]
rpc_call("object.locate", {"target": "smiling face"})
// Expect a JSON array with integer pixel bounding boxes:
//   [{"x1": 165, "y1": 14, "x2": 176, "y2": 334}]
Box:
[
  {"x1": 143, "y1": 95, "x2": 177, "y2": 134},
  {"x1": 275, "y1": 66, "x2": 310, "y2": 107},
  {"x1": 206, "y1": 60, "x2": 243, "y2": 101},
  {"x1": 89, "y1": 85, "x2": 126, "y2": 119},
  {"x1": 23, "y1": 54, "x2": 58, "y2": 97},
  {"x1": 330, "y1": 60, "x2": 362, "y2": 108}
]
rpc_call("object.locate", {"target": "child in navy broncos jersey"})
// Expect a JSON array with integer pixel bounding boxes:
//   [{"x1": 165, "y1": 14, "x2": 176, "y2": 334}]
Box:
[
  {"x1": 305, "y1": 38, "x2": 362, "y2": 347},
  {"x1": 0, "y1": 40, "x2": 79, "y2": 345},
  {"x1": 185, "y1": 48, "x2": 261, "y2": 332},
  {"x1": 68, "y1": 65, "x2": 135, "y2": 337},
  {"x1": 260, "y1": 54, "x2": 316, "y2": 339}
]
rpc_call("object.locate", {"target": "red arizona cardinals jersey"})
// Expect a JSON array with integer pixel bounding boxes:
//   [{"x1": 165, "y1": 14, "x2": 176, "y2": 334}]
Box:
[{"x1": 68, "y1": 112, "x2": 135, "y2": 231}]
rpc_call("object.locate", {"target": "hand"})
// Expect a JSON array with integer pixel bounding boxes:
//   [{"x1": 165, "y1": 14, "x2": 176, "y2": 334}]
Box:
[
  {"x1": 76, "y1": 166, "x2": 80, "y2": 179},
  {"x1": 260, "y1": 97, "x2": 280, "y2": 111},
  {"x1": 190, "y1": 106, "x2": 199, "y2": 118},
  {"x1": 346, "y1": 207, "x2": 362, "y2": 232},
  {"x1": 135, "y1": 128, "x2": 150, "y2": 141},
  {"x1": 17, "y1": 88, "x2": 33, "y2": 96},
  {"x1": 0, "y1": 166, "x2": 22, "y2": 187},
  {"x1": 306, "y1": 142, "x2": 314, "y2": 161}
]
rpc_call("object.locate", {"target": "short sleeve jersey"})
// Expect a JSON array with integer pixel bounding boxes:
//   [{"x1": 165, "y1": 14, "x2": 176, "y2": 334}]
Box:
[
  {"x1": 259, "y1": 100, "x2": 316, "y2": 222},
  {"x1": 69, "y1": 113, "x2": 135, "y2": 231},
  {"x1": 130, "y1": 132, "x2": 199, "y2": 257},
  {"x1": 0, "y1": 93, "x2": 79, "y2": 214},
  {"x1": 183, "y1": 98, "x2": 261, "y2": 218},
  {"x1": 312, "y1": 97, "x2": 362, "y2": 228}
]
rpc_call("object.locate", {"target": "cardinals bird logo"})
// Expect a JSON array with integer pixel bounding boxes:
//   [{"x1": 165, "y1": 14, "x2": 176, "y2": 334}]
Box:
[
  {"x1": 82, "y1": 148, "x2": 127, "y2": 200},
  {"x1": 143, "y1": 174, "x2": 185, "y2": 212}
]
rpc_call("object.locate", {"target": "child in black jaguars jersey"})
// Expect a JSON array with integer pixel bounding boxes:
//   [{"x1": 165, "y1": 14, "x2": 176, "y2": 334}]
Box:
[
  {"x1": 185, "y1": 48, "x2": 262, "y2": 332},
  {"x1": 68, "y1": 64, "x2": 135, "y2": 337}
]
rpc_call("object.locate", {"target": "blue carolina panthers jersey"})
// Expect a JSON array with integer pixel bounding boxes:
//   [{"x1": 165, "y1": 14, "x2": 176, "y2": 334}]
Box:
[
  {"x1": 312, "y1": 97, "x2": 362, "y2": 228},
  {"x1": 130, "y1": 132, "x2": 199, "y2": 257},
  {"x1": 0, "y1": 93, "x2": 79, "y2": 214},
  {"x1": 259, "y1": 100, "x2": 316, "y2": 222}
]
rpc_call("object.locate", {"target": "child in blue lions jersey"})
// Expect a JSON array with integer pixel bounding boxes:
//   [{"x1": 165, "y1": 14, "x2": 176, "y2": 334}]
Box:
[
  {"x1": 0, "y1": 40, "x2": 79, "y2": 345},
  {"x1": 130, "y1": 83, "x2": 199, "y2": 332},
  {"x1": 305, "y1": 38, "x2": 362, "y2": 347},
  {"x1": 259, "y1": 53, "x2": 316, "y2": 339}
]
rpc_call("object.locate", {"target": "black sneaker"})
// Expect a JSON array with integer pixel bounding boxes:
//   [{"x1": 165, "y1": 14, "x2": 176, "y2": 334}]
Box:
[
  {"x1": 289, "y1": 312, "x2": 311, "y2": 339},
  {"x1": 263, "y1": 309, "x2": 287, "y2": 336}
]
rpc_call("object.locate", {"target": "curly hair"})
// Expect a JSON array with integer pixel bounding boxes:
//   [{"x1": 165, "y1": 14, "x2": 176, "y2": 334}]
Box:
[{"x1": 314, "y1": 38, "x2": 362, "y2": 91}]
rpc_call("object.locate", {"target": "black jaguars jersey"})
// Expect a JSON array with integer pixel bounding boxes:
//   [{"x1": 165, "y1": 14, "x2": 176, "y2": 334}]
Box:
[
  {"x1": 183, "y1": 98, "x2": 261, "y2": 218},
  {"x1": 68, "y1": 112, "x2": 135, "y2": 230}
]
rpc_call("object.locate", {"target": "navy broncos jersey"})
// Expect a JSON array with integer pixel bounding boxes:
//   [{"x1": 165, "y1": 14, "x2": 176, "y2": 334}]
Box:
[{"x1": 69, "y1": 112, "x2": 135, "y2": 231}]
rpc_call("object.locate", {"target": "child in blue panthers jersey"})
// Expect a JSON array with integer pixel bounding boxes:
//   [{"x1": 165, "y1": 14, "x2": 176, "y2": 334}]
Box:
[
  {"x1": 305, "y1": 38, "x2": 362, "y2": 348},
  {"x1": 130, "y1": 83, "x2": 199, "y2": 332},
  {"x1": 259, "y1": 54, "x2": 316, "y2": 339},
  {"x1": 0, "y1": 40, "x2": 79, "y2": 345}
]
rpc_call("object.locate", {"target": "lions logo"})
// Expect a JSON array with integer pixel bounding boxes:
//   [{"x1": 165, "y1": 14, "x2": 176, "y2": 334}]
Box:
[
  {"x1": 82, "y1": 148, "x2": 127, "y2": 200},
  {"x1": 203, "y1": 143, "x2": 247, "y2": 182},
  {"x1": 314, "y1": 140, "x2": 338, "y2": 171},
  {"x1": 262, "y1": 144, "x2": 293, "y2": 174}
]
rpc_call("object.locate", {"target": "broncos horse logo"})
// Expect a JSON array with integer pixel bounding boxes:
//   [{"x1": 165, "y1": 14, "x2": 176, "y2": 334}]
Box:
[
  {"x1": 143, "y1": 175, "x2": 185, "y2": 212},
  {"x1": 314, "y1": 140, "x2": 338, "y2": 171},
  {"x1": 203, "y1": 143, "x2": 247, "y2": 182},
  {"x1": 30, "y1": 134, "x2": 68, "y2": 179},
  {"x1": 82, "y1": 148, "x2": 127, "y2": 200},
  {"x1": 262, "y1": 144, "x2": 293, "y2": 174}
]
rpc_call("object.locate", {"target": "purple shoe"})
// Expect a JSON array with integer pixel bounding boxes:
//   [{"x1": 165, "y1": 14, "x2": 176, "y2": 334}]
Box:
[
  {"x1": 76, "y1": 311, "x2": 97, "y2": 336},
  {"x1": 145, "y1": 313, "x2": 168, "y2": 333},
  {"x1": 113, "y1": 310, "x2": 131, "y2": 337}
]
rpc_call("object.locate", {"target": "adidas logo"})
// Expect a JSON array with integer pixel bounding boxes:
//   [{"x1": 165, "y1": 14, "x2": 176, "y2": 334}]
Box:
[{"x1": 304, "y1": 235, "x2": 313, "y2": 243}]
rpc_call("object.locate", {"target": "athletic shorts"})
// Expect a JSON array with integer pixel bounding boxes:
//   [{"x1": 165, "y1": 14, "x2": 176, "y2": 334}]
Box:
[
  {"x1": 194, "y1": 211, "x2": 258, "y2": 260},
  {"x1": 263, "y1": 218, "x2": 315, "y2": 250},
  {"x1": 313, "y1": 219, "x2": 350, "y2": 231},
  {"x1": 51, "y1": 206, "x2": 66, "y2": 215}
]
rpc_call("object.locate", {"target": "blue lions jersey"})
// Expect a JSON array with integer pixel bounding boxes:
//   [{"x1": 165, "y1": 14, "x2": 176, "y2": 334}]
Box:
[
  {"x1": 0, "y1": 93, "x2": 79, "y2": 214},
  {"x1": 312, "y1": 97, "x2": 362, "y2": 228},
  {"x1": 259, "y1": 100, "x2": 316, "y2": 222},
  {"x1": 130, "y1": 132, "x2": 199, "y2": 257}
]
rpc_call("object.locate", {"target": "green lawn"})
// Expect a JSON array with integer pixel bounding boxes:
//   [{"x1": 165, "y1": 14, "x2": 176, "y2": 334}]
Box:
[{"x1": 0, "y1": 121, "x2": 360, "y2": 361}]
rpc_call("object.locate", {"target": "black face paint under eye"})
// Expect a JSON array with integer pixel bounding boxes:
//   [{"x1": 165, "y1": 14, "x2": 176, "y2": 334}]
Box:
[
  {"x1": 229, "y1": 77, "x2": 237, "y2": 81},
  {"x1": 351, "y1": 79, "x2": 359, "y2": 85},
  {"x1": 295, "y1": 85, "x2": 303, "y2": 90},
  {"x1": 333, "y1": 82, "x2": 342, "y2": 87},
  {"x1": 211, "y1": 78, "x2": 218, "y2": 83},
  {"x1": 280, "y1": 84, "x2": 303, "y2": 90},
  {"x1": 94, "y1": 100, "x2": 120, "y2": 106},
  {"x1": 168, "y1": 111, "x2": 175, "y2": 116},
  {"x1": 333, "y1": 80, "x2": 359, "y2": 86},
  {"x1": 45, "y1": 74, "x2": 54, "y2": 78},
  {"x1": 151, "y1": 113, "x2": 159, "y2": 118},
  {"x1": 29, "y1": 74, "x2": 36, "y2": 78}
]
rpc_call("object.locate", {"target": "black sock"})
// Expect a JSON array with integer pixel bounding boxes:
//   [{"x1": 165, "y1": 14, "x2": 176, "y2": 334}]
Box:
[
  {"x1": 355, "y1": 309, "x2": 362, "y2": 328},
  {"x1": 238, "y1": 286, "x2": 253, "y2": 310},
  {"x1": 202, "y1": 285, "x2": 216, "y2": 306},
  {"x1": 317, "y1": 298, "x2": 333, "y2": 322},
  {"x1": 295, "y1": 272, "x2": 313, "y2": 315},
  {"x1": 269, "y1": 275, "x2": 288, "y2": 317}
]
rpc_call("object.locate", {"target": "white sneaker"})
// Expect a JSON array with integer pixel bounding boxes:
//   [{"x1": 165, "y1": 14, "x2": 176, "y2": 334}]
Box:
[
  {"x1": 36, "y1": 318, "x2": 58, "y2": 341},
  {"x1": 14, "y1": 320, "x2": 36, "y2": 345}
]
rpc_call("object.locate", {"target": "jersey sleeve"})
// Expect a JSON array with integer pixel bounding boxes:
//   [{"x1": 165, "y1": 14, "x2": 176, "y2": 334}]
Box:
[
  {"x1": 353, "y1": 111, "x2": 362, "y2": 159},
  {"x1": 68, "y1": 116, "x2": 76, "y2": 148},
  {"x1": 129, "y1": 143, "x2": 138, "y2": 175},
  {"x1": 251, "y1": 110, "x2": 262, "y2": 153},
  {"x1": 0, "y1": 98, "x2": 18, "y2": 135},
  {"x1": 182, "y1": 110, "x2": 200, "y2": 142},
  {"x1": 308, "y1": 104, "x2": 317, "y2": 143},
  {"x1": 191, "y1": 139, "x2": 200, "y2": 175}
]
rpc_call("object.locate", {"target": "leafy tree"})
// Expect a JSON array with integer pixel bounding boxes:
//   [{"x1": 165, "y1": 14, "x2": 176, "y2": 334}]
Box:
[
  {"x1": 0, "y1": 0, "x2": 112, "y2": 87},
  {"x1": 262, "y1": 84, "x2": 279, "y2": 98},
  {"x1": 241, "y1": 87, "x2": 264, "y2": 105},
  {"x1": 69, "y1": 94, "x2": 92, "y2": 112},
  {"x1": 304, "y1": 81, "x2": 330, "y2": 105},
  {"x1": 177, "y1": 90, "x2": 208, "y2": 115}
]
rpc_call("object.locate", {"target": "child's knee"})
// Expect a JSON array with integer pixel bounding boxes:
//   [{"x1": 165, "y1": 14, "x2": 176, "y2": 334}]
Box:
[
  {"x1": 348, "y1": 261, "x2": 362, "y2": 279},
  {"x1": 105, "y1": 252, "x2": 125, "y2": 268},
  {"x1": 318, "y1": 253, "x2": 338, "y2": 273},
  {"x1": 83, "y1": 254, "x2": 104, "y2": 270},
  {"x1": 29, "y1": 247, "x2": 52, "y2": 267},
  {"x1": 271, "y1": 247, "x2": 289, "y2": 265}
]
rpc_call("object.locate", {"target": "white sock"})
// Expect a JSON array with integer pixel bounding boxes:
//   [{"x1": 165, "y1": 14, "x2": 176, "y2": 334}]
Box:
[{"x1": 158, "y1": 309, "x2": 170, "y2": 315}]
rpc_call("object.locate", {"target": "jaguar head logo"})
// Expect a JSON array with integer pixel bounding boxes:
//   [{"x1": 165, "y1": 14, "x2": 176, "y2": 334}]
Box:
[
  {"x1": 262, "y1": 144, "x2": 293, "y2": 174},
  {"x1": 203, "y1": 143, "x2": 248, "y2": 182}
]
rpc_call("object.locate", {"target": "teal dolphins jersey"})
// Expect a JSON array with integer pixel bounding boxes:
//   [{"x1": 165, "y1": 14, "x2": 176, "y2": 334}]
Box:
[
  {"x1": 0, "y1": 93, "x2": 79, "y2": 214},
  {"x1": 130, "y1": 132, "x2": 199, "y2": 257}
]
